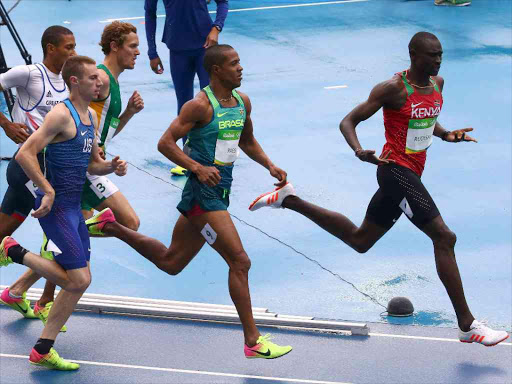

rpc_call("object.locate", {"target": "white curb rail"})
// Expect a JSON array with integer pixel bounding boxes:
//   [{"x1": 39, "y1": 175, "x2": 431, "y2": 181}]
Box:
[{"x1": 1, "y1": 286, "x2": 369, "y2": 335}]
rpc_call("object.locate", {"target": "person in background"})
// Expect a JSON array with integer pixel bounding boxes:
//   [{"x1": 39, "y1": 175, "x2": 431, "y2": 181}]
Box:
[{"x1": 144, "y1": 0, "x2": 228, "y2": 176}]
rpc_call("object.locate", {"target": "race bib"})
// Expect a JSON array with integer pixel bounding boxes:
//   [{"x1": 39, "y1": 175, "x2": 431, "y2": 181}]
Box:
[
  {"x1": 25, "y1": 180, "x2": 38, "y2": 198},
  {"x1": 214, "y1": 130, "x2": 241, "y2": 165},
  {"x1": 87, "y1": 175, "x2": 118, "y2": 199},
  {"x1": 104, "y1": 117, "x2": 120, "y2": 147},
  {"x1": 405, "y1": 117, "x2": 436, "y2": 154}
]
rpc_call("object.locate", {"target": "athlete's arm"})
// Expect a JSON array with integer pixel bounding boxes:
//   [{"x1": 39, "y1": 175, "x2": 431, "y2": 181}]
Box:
[
  {"x1": 204, "y1": 0, "x2": 229, "y2": 48},
  {"x1": 340, "y1": 79, "x2": 400, "y2": 165},
  {"x1": 145, "y1": 0, "x2": 164, "y2": 74},
  {"x1": 431, "y1": 77, "x2": 477, "y2": 143},
  {"x1": 88, "y1": 140, "x2": 128, "y2": 176},
  {"x1": 238, "y1": 93, "x2": 287, "y2": 187},
  {"x1": 15, "y1": 105, "x2": 71, "y2": 217},
  {"x1": 158, "y1": 96, "x2": 221, "y2": 187},
  {"x1": 87, "y1": 109, "x2": 128, "y2": 176},
  {"x1": 0, "y1": 112, "x2": 30, "y2": 144},
  {"x1": 116, "y1": 91, "x2": 144, "y2": 137},
  {"x1": 0, "y1": 66, "x2": 32, "y2": 143}
]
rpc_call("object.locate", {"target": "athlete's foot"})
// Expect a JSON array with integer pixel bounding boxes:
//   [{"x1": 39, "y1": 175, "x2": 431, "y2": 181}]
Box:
[
  {"x1": 34, "y1": 301, "x2": 67, "y2": 332},
  {"x1": 0, "y1": 288, "x2": 38, "y2": 318},
  {"x1": 244, "y1": 334, "x2": 293, "y2": 359},
  {"x1": 248, "y1": 183, "x2": 296, "y2": 211},
  {"x1": 0, "y1": 236, "x2": 18, "y2": 266},
  {"x1": 459, "y1": 320, "x2": 509, "y2": 346},
  {"x1": 29, "y1": 348, "x2": 79, "y2": 370},
  {"x1": 85, "y1": 208, "x2": 116, "y2": 236},
  {"x1": 170, "y1": 165, "x2": 187, "y2": 176}
]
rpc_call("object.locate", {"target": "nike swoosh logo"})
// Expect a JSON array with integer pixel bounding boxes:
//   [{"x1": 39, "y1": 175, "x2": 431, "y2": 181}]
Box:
[
  {"x1": 254, "y1": 349, "x2": 271, "y2": 357},
  {"x1": 217, "y1": 112, "x2": 229, "y2": 118},
  {"x1": 14, "y1": 302, "x2": 28, "y2": 314},
  {"x1": 411, "y1": 102, "x2": 423, "y2": 108},
  {"x1": 81, "y1": 131, "x2": 87, "y2": 136}
]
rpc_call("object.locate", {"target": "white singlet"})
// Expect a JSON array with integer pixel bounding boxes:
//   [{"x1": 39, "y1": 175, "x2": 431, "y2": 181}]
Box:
[{"x1": 0, "y1": 63, "x2": 68, "y2": 139}]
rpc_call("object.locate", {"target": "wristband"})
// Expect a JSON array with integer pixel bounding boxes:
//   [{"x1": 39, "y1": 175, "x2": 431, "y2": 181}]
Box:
[
  {"x1": 441, "y1": 131, "x2": 451, "y2": 141},
  {"x1": 354, "y1": 148, "x2": 363, "y2": 157}
]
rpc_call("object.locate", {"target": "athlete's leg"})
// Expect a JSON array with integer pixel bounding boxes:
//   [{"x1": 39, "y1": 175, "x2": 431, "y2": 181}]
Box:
[
  {"x1": 170, "y1": 50, "x2": 195, "y2": 144},
  {"x1": 102, "y1": 214, "x2": 206, "y2": 274},
  {"x1": 82, "y1": 175, "x2": 139, "y2": 233},
  {"x1": 195, "y1": 48, "x2": 210, "y2": 89},
  {"x1": 282, "y1": 194, "x2": 390, "y2": 253},
  {"x1": 40, "y1": 265, "x2": 90, "y2": 339},
  {"x1": 187, "y1": 211, "x2": 260, "y2": 346},
  {"x1": 419, "y1": 216, "x2": 474, "y2": 330},
  {"x1": 0, "y1": 212, "x2": 43, "y2": 295},
  {"x1": 0, "y1": 212, "x2": 22, "y2": 238},
  {"x1": 94, "y1": 191, "x2": 140, "y2": 231},
  {"x1": 1, "y1": 186, "x2": 45, "y2": 298}
]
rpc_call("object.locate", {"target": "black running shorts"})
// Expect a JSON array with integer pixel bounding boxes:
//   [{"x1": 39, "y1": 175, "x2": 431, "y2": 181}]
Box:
[
  {"x1": 366, "y1": 163, "x2": 440, "y2": 229},
  {"x1": 0, "y1": 151, "x2": 45, "y2": 220}
]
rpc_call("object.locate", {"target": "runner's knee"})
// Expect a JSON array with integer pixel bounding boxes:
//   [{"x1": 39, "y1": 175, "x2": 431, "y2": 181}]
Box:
[
  {"x1": 162, "y1": 261, "x2": 184, "y2": 276},
  {"x1": 65, "y1": 273, "x2": 91, "y2": 293},
  {"x1": 433, "y1": 228, "x2": 457, "y2": 249},
  {"x1": 123, "y1": 213, "x2": 140, "y2": 231},
  {"x1": 229, "y1": 251, "x2": 251, "y2": 274},
  {"x1": 352, "y1": 241, "x2": 373, "y2": 254}
]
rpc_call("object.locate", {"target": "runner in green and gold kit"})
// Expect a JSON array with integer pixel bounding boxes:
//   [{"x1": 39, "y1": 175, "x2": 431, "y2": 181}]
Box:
[
  {"x1": 96, "y1": 45, "x2": 294, "y2": 359},
  {"x1": 81, "y1": 21, "x2": 144, "y2": 230},
  {"x1": 177, "y1": 85, "x2": 245, "y2": 215}
]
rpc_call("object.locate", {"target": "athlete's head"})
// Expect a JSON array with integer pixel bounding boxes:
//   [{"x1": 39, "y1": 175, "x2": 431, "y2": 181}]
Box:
[
  {"x1": 62, "y1": 56, "x2": 102, "y2": 100},
  {"x1": 100, "y1": 21, "x2": 140, "y2": 70},
  {"x1": 204, "y1": 45, "x2": 243, "y2": 88},
  {"x1": 41, "y1": 26, "x2": 76, "y2": 70},
  {"x1": 409, "y1": 32, "x2": 443, "y2": 76}
]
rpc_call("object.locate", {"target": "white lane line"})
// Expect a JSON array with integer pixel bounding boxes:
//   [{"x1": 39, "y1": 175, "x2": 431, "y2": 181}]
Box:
[
  {"x1": 0, "y1": 353, "x2": 352, "y2": 384},
  {"x1": 324, "y1": 85, "x2": 348, "y2": 89},
  {"x1": 99, "y1": 0, "x2": 369, "y2": 23},
  {"x1": 370, "y1": 332, "x2": 512, "y2": 346}
]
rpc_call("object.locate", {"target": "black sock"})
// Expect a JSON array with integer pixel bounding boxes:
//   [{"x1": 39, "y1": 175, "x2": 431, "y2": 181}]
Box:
[
  {"x1": 34, "y1": 338, "x2": 55, "y2": 355},
  {"x1": 7, "y1": 244, "x2": 29, "y2": 265}
]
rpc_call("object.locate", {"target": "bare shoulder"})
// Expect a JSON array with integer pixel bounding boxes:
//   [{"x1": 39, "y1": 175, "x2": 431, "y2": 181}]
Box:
[
  {"x1": 375, "y1": 75, "x2": 404, "y2": 96},
  {"x1": 88, "y1": 106, "x2": 99, "y2": 127},
  {"x1": 433, "y1": 75, "x2": 444, "y2": 92},
  {"x1": 235, "y1": 90, "x2": 252, "y2": 113},
  {"x1": 48, "y1": 102, "x2": 72, "y2": 123},
  {"x1": 180, "y1": 91, "x2": 211, "y2": 121},
  {"x1": 97, "y1": 67, "x2": 110, "y2": 84}
]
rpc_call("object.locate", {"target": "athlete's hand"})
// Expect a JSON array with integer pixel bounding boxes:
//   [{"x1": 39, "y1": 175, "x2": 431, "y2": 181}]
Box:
[
  {"x1": 269, "y1": 165, "x2": 287, "y2": 187},
  {"x1": 150, "y1": 57, "x2": 164, "y2": 74},
  {"x1": 32, "y1": 192, "x2": 55, "y2": 219},
  {"x1": 444, "y1": 128, "x2": 478, "y2": 143},
  {"x1": 126, "y1": 91, "x2": 144, "y2": 115},
  {"x1": 111, "y1": 156, "x2": 128, "y2": 176},
  {"x1": 355, "y1": 149, "x2": 395, "y2": 166},
  {"x1": 3, "y1": 121, "x2": 29, "y2": 144},
  {"x1": 204, "y1": 28, "x2": 219, "y2": 48},
  {"x1": 195, "y1": 165, "x2": 221, "y2": 187}
]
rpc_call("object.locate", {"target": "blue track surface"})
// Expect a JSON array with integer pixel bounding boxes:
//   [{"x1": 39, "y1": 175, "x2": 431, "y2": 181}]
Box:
[
  {"x1": 0, "y1": 2, "x2": 511, "y2": 372},
  {"x1": 1, "y1": 307, "x2": 511, "y2": 384}
]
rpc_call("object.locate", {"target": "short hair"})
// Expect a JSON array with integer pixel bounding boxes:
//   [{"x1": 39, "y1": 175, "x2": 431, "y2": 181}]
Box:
[
  {"x1": 99, "y1": 21, "x2": 137, "y2": 55},
  {"x1": 41, "y1": 26, "x2": 73, "y2": 58},
  {"x1": 203, "y1": 44, "x2": 235, "y2": 74},
  {"x1": 408, "y1": 32, "x2": 439, "y2": 54},
  {"x1": 62, "y1": 55, "x2": 96, "y2": 88}
]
